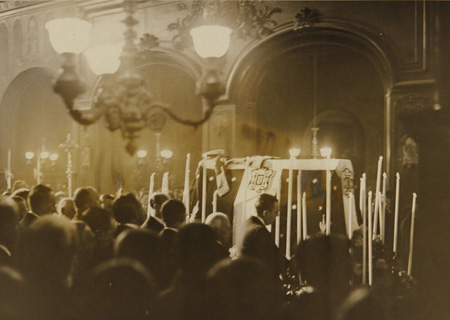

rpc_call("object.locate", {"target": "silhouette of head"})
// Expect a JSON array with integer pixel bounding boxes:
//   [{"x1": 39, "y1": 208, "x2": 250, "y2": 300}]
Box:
[
  {"x1": 112, "y1": 193, "x2": 145, "y2": 225},
  {"x1": 161, "y1": 199, "x2": 186, "y2": 229},
  {"x1": 28, "y1": 184, "x2": 56, "y2": 216},
  {"x1": 205, "y1": 212, "x2": 231, "y2": 249}
]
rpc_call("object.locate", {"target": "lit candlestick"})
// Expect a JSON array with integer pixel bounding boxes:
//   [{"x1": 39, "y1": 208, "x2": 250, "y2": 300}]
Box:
[
  {"x1": 6, "y1": 148, "x2": 11, "y2": 191},
  {"x1": 286, "y1": 158, "x2": 294, "y2": 259},
  {"x1": 348, "y1": 192, "x2": 353, "y2": 240},
  {"x1": 162, "y1": 172, "x2": 169, "y2": 194},
  {"x1": 201, "y1": 158, "x2": 207, "y2": 223},
  {"x1": 147, "y1": 173, "x2": 155, "y2": 216},
  {"x1": 242, "y1": 157, "x2": 250, "y2": 227},
  {"x1": 297, "y1": 171, "x2": 302, "y2": 243},
  {"x1": 361, "y1": 174, "x2": 367, "y2": 285},
  {"x1": 183, "y1": 153, "x2": 191, "y2": 222},
  {"x1": 381, "y1": 172, "x2": 387, "y2": 244},
  {"x1": 275, "y1": 183, "x2": 281, "y2": 247},
  {"x1": 393, "y1": 173, "x2": 400, "y2": 255},
  {"x1": 212, "y1": 190, "x2": 219, "y2": 213},
  {"x1": 368, "y1": 191, "x2": 373, "y2": 286},
  {"x1": 408, "y1": 193, "x2": 417, "y2": 276},
  {"x1": 373, "y1": 156, "x2": 383, "y2": 237},
  {"x1": 320, "y1": 148, "x2": 332, "y2": 235},
  {"x1": 302, "y1": 192, "x2": 307, "y2": 241}
]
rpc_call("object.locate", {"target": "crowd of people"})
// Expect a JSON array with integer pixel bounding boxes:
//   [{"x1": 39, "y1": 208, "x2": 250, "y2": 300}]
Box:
[{"x1": 0, "y1": 183, "x2": 419, "y2": 320}]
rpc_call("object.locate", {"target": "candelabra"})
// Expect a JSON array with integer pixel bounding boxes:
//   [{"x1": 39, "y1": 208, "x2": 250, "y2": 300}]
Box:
[
  {"x1": 59, "y1": 134, "x2": 79, "y2": 198},
  {"x1": 25, "y1": 138, "x2": 59, "y2": 185}
]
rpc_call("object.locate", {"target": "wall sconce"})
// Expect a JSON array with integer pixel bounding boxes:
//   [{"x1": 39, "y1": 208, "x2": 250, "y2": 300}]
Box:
[
  {"x1": 45, "y1": 0, "x2": 239, "y2": 156},
  {"x1": 137, "y1": 150, "x2": 148, "y2": 165},
  {"x1": 160, "y1": 149, "x2": 173, "y2": 160}
]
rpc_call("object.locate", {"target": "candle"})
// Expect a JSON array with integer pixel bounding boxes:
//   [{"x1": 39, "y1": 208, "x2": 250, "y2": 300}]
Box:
[
  {"x1": 381, "y1": 172, "x2": 387, "y2": 244},
  {"x1": 368, "y1": 191, "x2": 373, "y2": 286},
  {"x1": 162, "y1": 172, "x2": 169, "y2": 194},
  {"x1": 147, "y1": 173, "x2": 155, "y2": 216},
  {"x1": 201, "y1": 158, "x2": 207, "y2": 223},
  {"x1": 373, "y1": 156, "x2": 383, "y2": 236},
  {"x1": 212, "y1": 190, "x2": 219, "y2": 213},
  {"x1": 393, "y1": 173, "x2": 400, "y2": 255},
  {"x1": 183, "y1": 153, "x2": 191, "y2": 222},
  {"x1": 361, "y1": 174, "x2": 367, "y2": 285},
  {"x1": 325, "y1": 158, "x2": 332, "y2": 235},
  {"x1": 297, "y1": 172, "x2": 302, "y2": 243},
  {"x1": 242, "y1": 157, "x2": 250, "y2": 227},
  {"x1": 275, "y1": 183, "x2": 281, "y2": 247},
  {"x1": 302, "y1": 192, "x2": 307, "y2": 241},
  {"x1": 286, "y1": 158, "x2": 294, "y2": 258},
  {"x1": 408, "y1": 193, "x2": 417, "y2": 276},
  {"x1": 7, "y1": 148, "x2": 11, "y2": 191},
  {"x1": 348, "y1": 192, "x2": 353, "y2": 239}
]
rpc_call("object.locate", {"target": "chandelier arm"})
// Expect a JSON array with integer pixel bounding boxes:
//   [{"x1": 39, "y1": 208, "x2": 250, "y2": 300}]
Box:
[
  {"x1": 62, "y1": 97, "x2": 105, "y2": 126},
  {"x1": 150, "y1": 101, "x2": 216, "y2": 128}
]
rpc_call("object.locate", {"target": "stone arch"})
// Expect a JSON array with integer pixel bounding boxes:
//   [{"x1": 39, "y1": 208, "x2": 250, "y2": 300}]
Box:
[
  {"x1": 0, "y1": 67, "x2": 69, "y2": 188},
  {"x1": 226, "y1": 18, "x2": 394, "y2": 176}
]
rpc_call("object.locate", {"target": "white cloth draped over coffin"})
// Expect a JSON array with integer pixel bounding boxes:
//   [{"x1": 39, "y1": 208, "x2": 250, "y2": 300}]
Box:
[{"x1": 201, "y1": 157, "x2": 359, "y2": 244}]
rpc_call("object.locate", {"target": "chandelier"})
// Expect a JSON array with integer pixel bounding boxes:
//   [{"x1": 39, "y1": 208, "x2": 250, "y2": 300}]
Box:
[{"x1": 45, "y1": 0, "x2": 281, "y2": 155}]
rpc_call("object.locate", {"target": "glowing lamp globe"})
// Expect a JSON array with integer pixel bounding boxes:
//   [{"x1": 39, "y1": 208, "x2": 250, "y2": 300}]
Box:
[
  {"x1": 45, "y1": 18, "x2": 92, "y2": 54},
  {"x1": 25, "y1": 152, "x2": 35, "y2": 160},
  {"x1": 136, "y1": 150, "x2": 148, "y2": 159},
  {"x1": 49, "y1": 153, "x2": 59, "y2": 162},
  {"x1": 190, "y1": 25, "x2": 232, "y2": 58},
  {"x1": 40, "y1": 151, "x2": 50, "y2": 160},
  {"x1": 289, "y1": 148, "x2": 301, "y2": 158},
  {"x1": 320, "y1": 147, "x2": 332, "y2": 159},
  {"x1": 160, "y1": 149, "x2": 173, "y2": 159},
  {"x1": 84, "y1": 45, "x2": 122, "y2": 75}
]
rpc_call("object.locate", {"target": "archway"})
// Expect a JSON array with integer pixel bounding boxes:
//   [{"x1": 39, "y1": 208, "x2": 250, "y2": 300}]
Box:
[{"x1": 0, "y1": 67, "x2": 70, "y2": 191}]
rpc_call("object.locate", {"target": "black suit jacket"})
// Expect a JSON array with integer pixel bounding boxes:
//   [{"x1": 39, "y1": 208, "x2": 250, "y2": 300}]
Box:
[
  {"x1": 141, "y1": 216, "x2": 164, "y2": 234},
  {"x1": 239, "y1": 216, "x2": 286, "y2": 278},
  {"x1": 158, "y1": 228, "x2": 179, "y2": 288}
]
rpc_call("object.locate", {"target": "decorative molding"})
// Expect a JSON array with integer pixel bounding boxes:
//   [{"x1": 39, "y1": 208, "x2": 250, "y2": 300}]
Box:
[
  {"x1": 393, "y1": 92, "x2": 433, "y2": 114},
  {"x1": 293, "y1": 7, "x2": 321, "y2": 31}
]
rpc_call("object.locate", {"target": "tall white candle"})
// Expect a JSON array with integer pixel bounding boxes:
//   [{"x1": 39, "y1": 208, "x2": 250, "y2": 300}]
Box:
[
  {"x1": 275, "y1": 184, "x2": 281, "y2": 247},
  {"x1": 408, "y1": 193, "x2": 417, "y2": 276},
  {"x1": 7, "y1": 148, "x2": 11, "y2": 191},
  {"x1": 201, "y1": 159, "x2": 207, "y2": 223},
  {"x1": 325, "y1": 158, "x2": 332, "y2": 235},
  {"x1": 162, "y1": 172, "x2": 169, "y2": 194},
  {"x1": 361, "y1": 174, "x2": 367, "y2": 285},
  {"x1": 297, "y1": 172, "x2": 302, "y2": 243},
  {"x1": 381, "y1": 172, "x2": 387, "y2": 244},
  {"x1": 348, "y1": 192, "x2": 353, "y2": 239},
  {"x1": 302, "y1": 192, "x2": 307, "y2": 241},
  {"x1": 183, "y1": 153, "x2": 191, "y2": 221},
  {"x1": 242, "y1": 157, "x2": 250, "y2": 227},
  {"x1": 393, "y1": 173, "x2": 400, "y2": 255},
  {"x1": 368, "y1": 191, "x2": 373, "y2": 286},
  {"x1": 373, "y1": 156, "x2": 383, "y2": 237},
  {"x1": 286, "y1": 158, "x2": 294, "y2": 259},
  {"x1": 147, "y1": 173, "x2": 155, "y2": 216},
  {"x1": 212, "y1": 190, "x2": 219, "y2": 213}
]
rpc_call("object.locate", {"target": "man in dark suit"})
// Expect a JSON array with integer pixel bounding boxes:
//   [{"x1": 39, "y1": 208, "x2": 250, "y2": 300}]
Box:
[
  {"x1": 141, "y1": 192, "x2": 168, "y2": 233},
  {"x1": 159, "y1": 199, "x2": 186, "y2": 288},
  {"x1": 20, "y1": 184, "x2": 56, "y2": 229},
  {"x1": 0, "y1": 195, "x2": 19, "y2": 266},
  {"x1": 238, "y1": 193, "x2": 286, "y2": 279}
]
